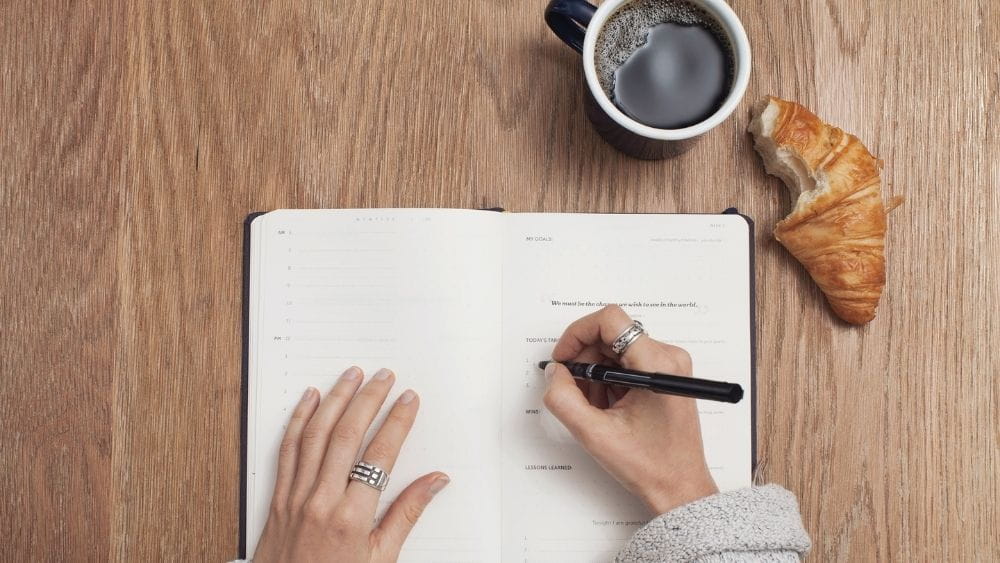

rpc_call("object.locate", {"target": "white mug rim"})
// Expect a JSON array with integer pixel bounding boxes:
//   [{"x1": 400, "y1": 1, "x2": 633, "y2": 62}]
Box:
[{"x1": 582, "y1": 0, "x2": 752, "y2": 141}]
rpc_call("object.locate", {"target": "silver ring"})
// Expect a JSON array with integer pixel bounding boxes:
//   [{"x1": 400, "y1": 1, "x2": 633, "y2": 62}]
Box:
[
  {"x1": 611, "y1": 320, "x2": 645, "y2": 356},
  {"x1": 349, "y1": 461, "x2": 389, "y2": 492}
]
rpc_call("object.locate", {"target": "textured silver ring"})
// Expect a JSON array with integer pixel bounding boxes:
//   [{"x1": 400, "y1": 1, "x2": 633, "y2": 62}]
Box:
[
  {"x1": 349, "y1": 461, "x2": 389, "y2": 492},
  {"x1": 611, "y1": 320, "x2": 645, "y2": 356}
]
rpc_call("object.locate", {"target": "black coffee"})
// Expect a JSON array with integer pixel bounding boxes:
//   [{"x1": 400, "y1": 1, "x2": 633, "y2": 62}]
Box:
[{"x1": 595, "y1": 0, "x2": 734, "y2": 129}]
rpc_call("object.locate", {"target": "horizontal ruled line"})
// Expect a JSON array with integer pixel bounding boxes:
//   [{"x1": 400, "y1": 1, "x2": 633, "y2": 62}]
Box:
[
  {"x1": 282, "y1": 230, "x2": 395, "y2": 236},
  {"x1": 293, "y1": 355, "x2": 394, "y2": 360},
  {"x1": 296, "y1": 248, "x2": 392, "y2": 253},
  {"x1": 286, "y1": 319, "x2": 392, "y2": 324},
  {"x1": 295, "y1": 298, "x2": 395, "y2": 303},
  {"x1": 525, "y1": 537, "x2": 632, "y2": 542},
  {"x1": 289, "y1": 265, "x2": 396, "y2": 270},
  {"x1": 289, "y1": 337, "x2": 395, "y2": 342},
  {"x1": 287, "y1": 284, "x2": 392, "y2": 288}
]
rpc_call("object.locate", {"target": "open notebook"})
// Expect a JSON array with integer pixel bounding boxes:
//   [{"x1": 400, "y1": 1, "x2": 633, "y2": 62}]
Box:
[{"x1": 242, "y1": 209, "x2": 755, "y2": 562}]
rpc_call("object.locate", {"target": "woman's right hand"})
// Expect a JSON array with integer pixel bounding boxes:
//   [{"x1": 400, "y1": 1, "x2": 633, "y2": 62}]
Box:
[{"x1": 543, "y1": 305, "x2": 720, "y2": 516}]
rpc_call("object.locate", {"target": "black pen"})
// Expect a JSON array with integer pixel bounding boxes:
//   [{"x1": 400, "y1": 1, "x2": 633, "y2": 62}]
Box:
[{"x1": 538, "y1": 361, "x2": 744, "y2": 404}]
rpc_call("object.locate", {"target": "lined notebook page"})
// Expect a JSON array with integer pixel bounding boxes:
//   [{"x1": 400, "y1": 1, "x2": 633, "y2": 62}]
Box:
[
  {"x1": 247, "y1": 209, "x2": 504, "y2": 560},
  {"x1": 500, "y1": 213, "x2": 753, "y2": 562}
]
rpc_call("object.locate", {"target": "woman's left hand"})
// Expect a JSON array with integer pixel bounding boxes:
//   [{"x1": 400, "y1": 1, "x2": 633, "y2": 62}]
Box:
[{"x1": 253, "y1": 366, "x2": 450, "y2": 563}]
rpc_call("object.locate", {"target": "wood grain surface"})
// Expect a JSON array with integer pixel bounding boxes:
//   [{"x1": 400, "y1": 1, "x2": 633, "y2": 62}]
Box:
[{"x1": 2, "y1": 0, "x2": 997, "y2": 560}]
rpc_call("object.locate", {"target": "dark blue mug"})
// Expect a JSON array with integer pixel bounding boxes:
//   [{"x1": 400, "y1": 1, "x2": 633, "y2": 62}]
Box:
[{"x1": 544, "y1": 0, "x2": 751, "y2": 159}]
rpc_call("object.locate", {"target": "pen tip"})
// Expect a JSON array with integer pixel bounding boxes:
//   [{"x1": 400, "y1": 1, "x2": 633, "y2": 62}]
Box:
[{"x1": 537, "y1": 361, "x2": 550, "y2": 370}]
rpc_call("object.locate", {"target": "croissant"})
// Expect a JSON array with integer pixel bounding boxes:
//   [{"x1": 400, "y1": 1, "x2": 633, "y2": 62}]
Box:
[{"x1": 749, "y1": 96, "x2": 894, "y2": 325}]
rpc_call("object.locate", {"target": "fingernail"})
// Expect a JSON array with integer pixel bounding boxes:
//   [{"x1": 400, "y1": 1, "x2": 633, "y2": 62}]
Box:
[
  {"x1": 543, "y1": 362, "x2": 557, "y2": 381},
  {"x1": 301, "y1": 387, "x2": 316, "y2": 402},
  {"x1": 341, "y1": 367, "x2": 362, "y2": 381},
  {"x1": 428, "y1": 475, "x2": 450, "y2": 496},
  {"x1": 374, "y1": 368, "x2": 393, "y2": 381},
  {"x1": 398, "y1": 389, "x2": 416, "y2": 404}
]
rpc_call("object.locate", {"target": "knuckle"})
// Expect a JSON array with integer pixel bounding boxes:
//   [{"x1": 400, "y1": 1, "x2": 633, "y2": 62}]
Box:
[
  {"x1": 666, "y1": 347, "x2": 693, "y2": 372},
  {"x1": 331, "y1": 424, "x2": 362, "y2": 444},
  {"x1": 330, "y1": 505, "x2": 362, "y2": 532},
  {"x1": 278, "y1": 438, "x2": 298, "y2": 458},
  {"x1": 329, "y1": 386, "x2": 357, "y2": 403},
  {"x1": 268, "y1": 499, "x2": 289, "y2": 522},
  {"x1": 402, "y1": 502, "x2": 426, "y2": 527},
  {"x1": 542, "y1": 387, "x2": 559, "y2": 411},
  {"x1": 602, "y1": 304, "x2": 624, "y2": 316},
  {"x1": 290, "y1": 402, "x2": 313, "y2": 420},
  {"x1": 366, "y1": 439, "x2": 395, "y2": 463},
  {"x1": 300, "y1": 423, "x2": 327, "y2": 445},
  {"x1": 386, "y1": 406, "x2": 413, "y2": 425},
  {"x1": 542, "y1": 387, "x2": 570, "y2": 417},
  {"x1": 302, "y1": 498, "x2": 332, "y2": 522},
  {"x1": 288, "y1": 491, "x2": 307, "y2": 512},
  {"x1": 359, "y1": 383, "x2": 389, "y2": 399}
]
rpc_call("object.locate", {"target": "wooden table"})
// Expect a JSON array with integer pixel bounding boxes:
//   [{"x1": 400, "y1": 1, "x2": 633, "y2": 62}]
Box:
[{"x1": 2, "y1": 1, "x2": 997, "y2": 560}]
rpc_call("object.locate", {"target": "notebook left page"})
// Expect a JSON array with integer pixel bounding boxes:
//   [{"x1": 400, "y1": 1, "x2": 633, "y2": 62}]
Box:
[{"x1": 247, "y1": 209, "x2": 504, "y2": 561}]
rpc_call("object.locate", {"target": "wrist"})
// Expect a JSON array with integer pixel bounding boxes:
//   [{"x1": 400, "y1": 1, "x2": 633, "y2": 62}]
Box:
[{"x1": 644, "y1": 469, "x2": 719, "y2": 516}]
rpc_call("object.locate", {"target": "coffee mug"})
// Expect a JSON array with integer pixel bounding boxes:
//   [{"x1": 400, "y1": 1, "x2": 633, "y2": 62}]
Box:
[{"x1": 545, "y1": 0, "x2": 751, "y2": 159}]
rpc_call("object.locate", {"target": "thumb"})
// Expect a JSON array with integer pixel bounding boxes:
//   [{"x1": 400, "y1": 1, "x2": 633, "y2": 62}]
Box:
[
  {"x1": 542, "y1": 362, "x2": 606, "y2": 441},
  {"x1": 373, "y1": 472, "x2": 450, "y2": 561}
]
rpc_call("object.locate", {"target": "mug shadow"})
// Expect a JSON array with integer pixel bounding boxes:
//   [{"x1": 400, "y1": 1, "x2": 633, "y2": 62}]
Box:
[
  {"x1": 521, "y1": 38, "x2": 680, "y2": 207},
  {"x1": 527, "y1": 40, "x2": 607, "y2": 151}
]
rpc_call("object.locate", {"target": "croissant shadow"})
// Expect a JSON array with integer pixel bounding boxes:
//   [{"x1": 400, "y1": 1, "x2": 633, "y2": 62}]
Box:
[
  {"x1": 744, "y1": 138, "x2": 853, "y2": 327},
  {"x1": 767, "y1": 236, "x2": 841, "y2": 322}
]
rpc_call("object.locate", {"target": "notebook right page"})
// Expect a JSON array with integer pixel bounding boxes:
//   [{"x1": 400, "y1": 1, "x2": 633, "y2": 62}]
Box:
[{"x1": 500, "y1": 213, "x2": 753, "y2": 563}]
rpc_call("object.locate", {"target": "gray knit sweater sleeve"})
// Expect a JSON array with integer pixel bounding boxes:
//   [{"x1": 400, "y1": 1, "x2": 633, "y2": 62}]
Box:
[{"x1": 615, "y1": 485, "x2": 811, "y2": 562}]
